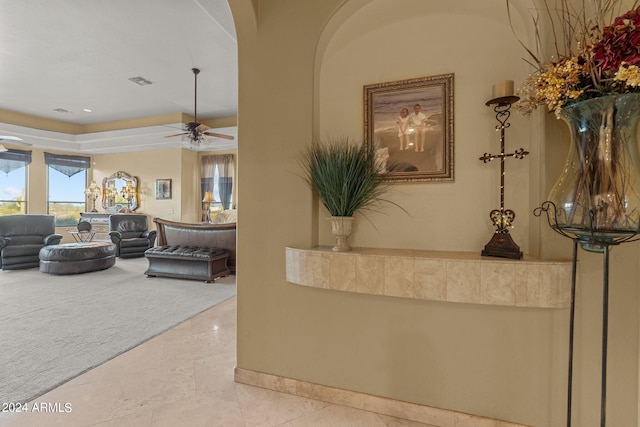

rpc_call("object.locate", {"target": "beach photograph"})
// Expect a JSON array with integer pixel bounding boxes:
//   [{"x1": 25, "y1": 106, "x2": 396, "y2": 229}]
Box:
[{"x1": 371, "y1": 86, "x2": 444, "y2": 173}]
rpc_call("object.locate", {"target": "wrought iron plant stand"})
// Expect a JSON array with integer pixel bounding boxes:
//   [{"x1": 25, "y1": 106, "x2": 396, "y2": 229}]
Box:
[
  {"x1": 535, "y1": 203, "x2": 640, "y2": 427},
  {"x1": 535, "y1": 93, "x2": 640, "y2": 426}
]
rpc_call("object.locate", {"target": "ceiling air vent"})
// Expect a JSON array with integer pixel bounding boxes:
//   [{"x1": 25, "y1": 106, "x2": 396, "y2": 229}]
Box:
[
  {"x1": 128, "y1": 76, "x2": 153, "y2": 86},
  {"x1": 53, "y1": 108, "x2": 70, "y2": 113}
]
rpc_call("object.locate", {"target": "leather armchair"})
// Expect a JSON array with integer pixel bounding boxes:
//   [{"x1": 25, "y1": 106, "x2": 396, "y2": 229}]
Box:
[
  {"x1": 109, "y1": 214, "x2": 157, "y2": 258},
  {"x1": 0, "y1": 214, "x2": 62, "y2": 270}
]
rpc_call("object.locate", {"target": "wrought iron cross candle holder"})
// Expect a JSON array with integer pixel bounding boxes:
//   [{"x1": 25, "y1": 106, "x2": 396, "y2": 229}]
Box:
[{"x1": 480, "y1": 94, "x2": 529, "y2": 259}]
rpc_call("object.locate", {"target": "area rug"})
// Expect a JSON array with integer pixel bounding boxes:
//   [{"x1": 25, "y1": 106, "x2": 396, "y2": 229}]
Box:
[{"x1": 0, "y1": 257, "x2": 236, "y2": 404}]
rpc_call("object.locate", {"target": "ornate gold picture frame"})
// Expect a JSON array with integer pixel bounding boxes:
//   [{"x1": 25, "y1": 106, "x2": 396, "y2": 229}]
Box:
[{"x1": 364, "y1": 73, "x2": 454, "y2": 182}]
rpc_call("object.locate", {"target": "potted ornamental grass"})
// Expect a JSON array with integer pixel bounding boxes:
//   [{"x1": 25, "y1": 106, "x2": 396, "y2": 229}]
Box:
[{"x1": 299, "y1": 137, "x2": 398, "y2": 251}]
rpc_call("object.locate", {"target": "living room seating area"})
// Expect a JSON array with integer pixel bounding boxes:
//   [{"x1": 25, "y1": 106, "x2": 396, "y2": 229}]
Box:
[{"x1": 0, "y1": 214, "x2": 236, "y2": 279}]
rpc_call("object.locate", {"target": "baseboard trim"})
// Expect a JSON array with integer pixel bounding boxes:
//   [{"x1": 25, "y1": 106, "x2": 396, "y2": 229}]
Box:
[{"x1": 234, "y1": 367, "x2": 530, "y2": 426}]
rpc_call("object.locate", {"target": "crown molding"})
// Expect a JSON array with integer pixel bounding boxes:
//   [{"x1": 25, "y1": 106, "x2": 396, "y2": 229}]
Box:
[{"x1": 0, "y1": 110, "x2": 238, "y2": 154}]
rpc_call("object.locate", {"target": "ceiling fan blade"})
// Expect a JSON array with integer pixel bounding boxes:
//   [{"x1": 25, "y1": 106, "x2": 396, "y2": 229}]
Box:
[
  {"x1": 202, "y1": 132, "x2": 235, "y2": 140},
  {"x1": 195, "y1": 124, "x2": 210, "y2": 132},
  {"x1": 164, "y1": 132, "x2": 188, "y2": 138},
  {"x1": 0, "y1": 136, "x2": 32, "y2": 146}
]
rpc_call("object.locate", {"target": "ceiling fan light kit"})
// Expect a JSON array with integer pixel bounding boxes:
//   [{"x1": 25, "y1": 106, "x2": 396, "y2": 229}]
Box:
[{"x1": 164, "y1": 68, "x2": 234, "y2": 147}]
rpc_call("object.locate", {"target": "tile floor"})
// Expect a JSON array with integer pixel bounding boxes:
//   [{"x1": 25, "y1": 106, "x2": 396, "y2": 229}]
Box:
[{"x1": 0, "y1": 296, "x2": 431, "y2": 427}]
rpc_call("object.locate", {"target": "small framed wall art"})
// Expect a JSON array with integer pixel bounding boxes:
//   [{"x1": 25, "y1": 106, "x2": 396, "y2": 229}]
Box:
[
  {"x1": 364, "y1": 73, "x2": 454, "y2": 183},
  {"x1": 155, "y1": 178, "x2": 172, "y2": 200}
]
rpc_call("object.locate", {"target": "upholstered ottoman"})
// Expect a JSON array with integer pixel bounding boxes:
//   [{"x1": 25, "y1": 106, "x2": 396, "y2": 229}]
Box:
[
  {"x1": 144, "y1": 246, "x2": 230, "y2": 283},
  {"x1": 39, "y1": 242, "x2": 116, "y2": 275}
]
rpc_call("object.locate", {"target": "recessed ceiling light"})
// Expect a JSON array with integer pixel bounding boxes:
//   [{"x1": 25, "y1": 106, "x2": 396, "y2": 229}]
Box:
[
  {"x1": 128, "y1": 76, "x2": 153, "y2": 86},
  {"x1": 0, "y1": 135, "x2": 23, "y2": 141},
  {"x1": 83, "y1": 108, "x2": 92, "y2": 113}
]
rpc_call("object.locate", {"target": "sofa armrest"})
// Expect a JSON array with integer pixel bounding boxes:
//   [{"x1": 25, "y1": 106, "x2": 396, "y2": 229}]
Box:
[
  {"x1": 143, "y1": 230, "x2": 157, "y2": 247},
  {"x1": 44, "y1": 234, "x2": 63, "y2": 245},
  {"x1": 0, "y1": 235, "x2": 10, "y2": 249},
  {"x1": 109, "y1": 231, "x2": 122, "y2": 245}
]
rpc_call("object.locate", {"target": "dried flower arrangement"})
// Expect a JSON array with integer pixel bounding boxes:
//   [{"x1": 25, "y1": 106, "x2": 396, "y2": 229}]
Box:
[{"x1": 508, "y1": 0, "x2": 640, "y2": 116}]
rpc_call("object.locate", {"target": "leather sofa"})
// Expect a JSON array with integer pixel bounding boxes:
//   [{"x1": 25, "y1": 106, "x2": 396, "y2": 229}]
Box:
[
  {"x1": 108, "y1": 214, "x2": 157, "y2": 258},
  {"x1": 0, "y1": 214, "x2": 63, "y2": 270}
]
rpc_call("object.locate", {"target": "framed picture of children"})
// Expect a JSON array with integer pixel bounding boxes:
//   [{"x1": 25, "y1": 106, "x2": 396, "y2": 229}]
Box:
[{"x1": 363, "y1": 73, "x2": 454, "y2": 182}]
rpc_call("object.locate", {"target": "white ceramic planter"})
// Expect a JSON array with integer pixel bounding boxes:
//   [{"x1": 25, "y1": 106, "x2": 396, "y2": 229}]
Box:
[{"x1": 328, "y1": 216, "x2": 354, "y2": 252}]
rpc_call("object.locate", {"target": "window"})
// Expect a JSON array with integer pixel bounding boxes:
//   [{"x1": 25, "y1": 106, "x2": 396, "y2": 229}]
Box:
[
  {"x1": 212, "y1": 167, "x2": 224, "y2": 206},
  {"x1": 45, "y1": 153, "x2": 90, "y2": 226},
  {"x1": 201, "y1": 154, "x2": 235, "y2": 211},
  {"x1": 0, "y1": 149, "x2": 31, "y2": 215}
]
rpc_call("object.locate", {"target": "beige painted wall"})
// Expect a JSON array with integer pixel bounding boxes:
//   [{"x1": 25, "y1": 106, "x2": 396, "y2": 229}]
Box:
[
  {"x1": 92, "y1": 148, "x2": 188, "y2": 224},
  {"x1": 230, "y1": 0, "x2": 638, "y2": 425},
  {"x1": 91, "y1": 148, "x2": 238, "y2": 225},
  {"x1": 24, "y1": 148, "x2": 48, "y2": 216},
  {"x1": 317, "y1": 0, "x2": 535, "y2": 252}
]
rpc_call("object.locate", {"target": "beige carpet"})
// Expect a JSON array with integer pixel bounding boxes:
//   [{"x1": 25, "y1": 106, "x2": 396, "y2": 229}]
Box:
[{"x1": 0, "y1": 257, "x2": 236, "y2": 405}]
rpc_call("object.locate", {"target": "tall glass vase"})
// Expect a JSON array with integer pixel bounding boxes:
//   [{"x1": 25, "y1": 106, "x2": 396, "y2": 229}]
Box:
[{"x1": 547, "y1": 93, "x2": 640, "y2": 251}]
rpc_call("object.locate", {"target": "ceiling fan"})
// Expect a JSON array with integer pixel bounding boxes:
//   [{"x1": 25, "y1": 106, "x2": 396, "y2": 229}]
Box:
[{"x1": 165, "y1": 68, "x2": 234, "y2": 145}]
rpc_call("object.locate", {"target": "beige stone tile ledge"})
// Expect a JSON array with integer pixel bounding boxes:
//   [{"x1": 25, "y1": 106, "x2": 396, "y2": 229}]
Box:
[
  {"x1": 286, "y1": 246, "x2": 572, "y2": 309},
  {"x1": 235, "y1": 367, "x2": 531, "y2": 426}
]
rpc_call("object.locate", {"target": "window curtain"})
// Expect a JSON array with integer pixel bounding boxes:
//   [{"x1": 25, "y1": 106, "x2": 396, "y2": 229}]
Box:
[
  {"x1": 44, "y1": 152, "x2": 90, "y2": 177},
  {"x1": 201, "y1": 154, "x2": 235, "y2": 210},
  {"x1": 201, "y1": 155, "x2": 216, "y2": 200},
  {"x1": 0, "y1": 149, "x2": 32, "y2": 175},
  {"x1": 215, "y1": 154, "x2": 234, "y2": 210}
]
